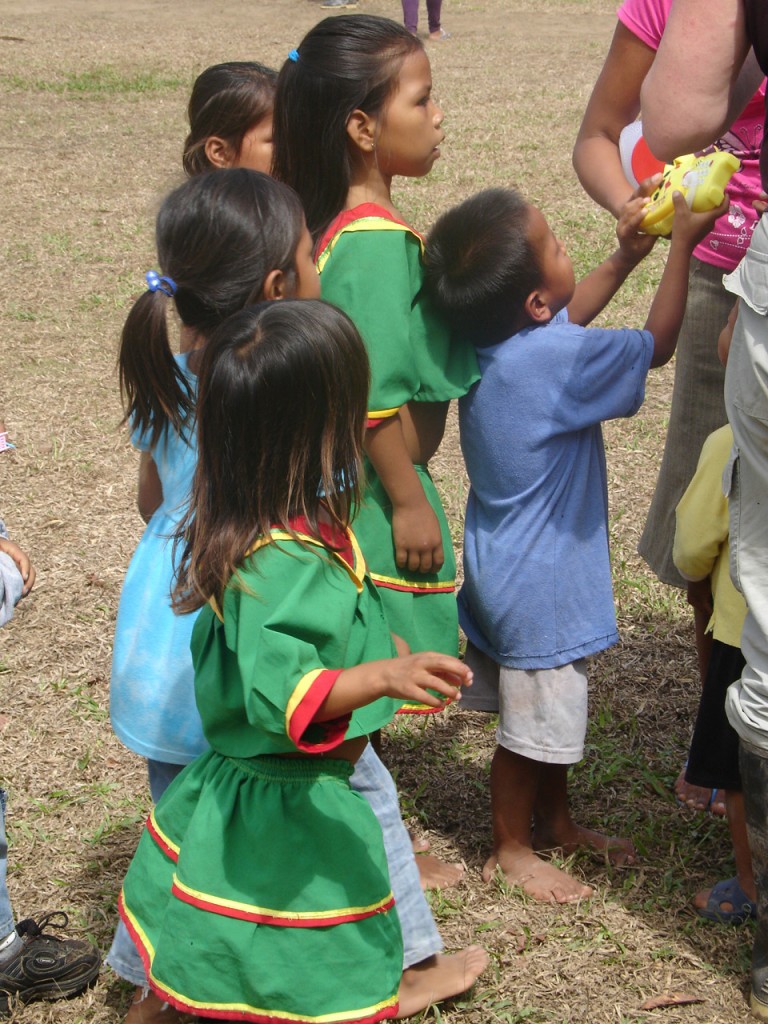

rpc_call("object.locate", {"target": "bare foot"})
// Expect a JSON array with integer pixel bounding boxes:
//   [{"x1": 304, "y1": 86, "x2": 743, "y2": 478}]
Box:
[
  {"x1": 415, "y1": 852, "x2": 465, "y2": 890},
  {"x1": 410, "y1": 831, "x2": 430, "y2": 854},
  {"x1": 534, "y1": 824, "x2": 636, "y2": 867},
  {"x1": 126, "y1": 987, "x2": 181, "y2": 1024},
  {"x1": 482, "y1": 848, "x2": 592, "y2": 903},
  {"x1": 396, "y1": 948, "x2": 488, "y2": 1018},
  {"x1": 674, "y1": 769, "x2": 725, "y2": 816}
]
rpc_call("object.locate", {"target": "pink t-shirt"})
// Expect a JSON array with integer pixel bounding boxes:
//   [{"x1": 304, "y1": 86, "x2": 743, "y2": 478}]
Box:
[{"x1": 619, "y1": 0, "x2": 765, "y2": 271}]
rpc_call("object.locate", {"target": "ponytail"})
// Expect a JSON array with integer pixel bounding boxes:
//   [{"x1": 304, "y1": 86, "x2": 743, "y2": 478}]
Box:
[
  {"x1": 118, "y1": 169, "x2": 305, "y2": 446},
  {"x1": 119, "y1": 289, "x2": 195, "y2": 448}
]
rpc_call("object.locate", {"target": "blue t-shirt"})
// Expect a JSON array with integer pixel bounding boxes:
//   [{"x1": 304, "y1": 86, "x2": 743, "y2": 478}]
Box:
[
  {"x1": 458, "y1": 311, "x2": 654, "y2": 669},
  {"x1": 110, "y1": 353, "x2": 206, "y2": 764}
]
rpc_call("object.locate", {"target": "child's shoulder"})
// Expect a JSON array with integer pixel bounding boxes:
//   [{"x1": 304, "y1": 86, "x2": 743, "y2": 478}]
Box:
[
  {"x1": 316, "y1": 204, "x2": 422, "y2": 268},
  {"x1": 234, "y1": 518, "x2": 364, "y2": 594}
]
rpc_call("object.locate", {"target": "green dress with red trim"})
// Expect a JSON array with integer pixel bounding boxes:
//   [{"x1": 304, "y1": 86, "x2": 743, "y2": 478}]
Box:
[
  {"x1": 316, "y1": 204, "x2": 479, "y2": 703},
  {"x1": 119, "y1": 520, "x2": 403, "y2": 1024}
]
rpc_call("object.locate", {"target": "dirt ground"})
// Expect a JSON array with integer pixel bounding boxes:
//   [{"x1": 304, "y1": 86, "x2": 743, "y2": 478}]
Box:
[{"x1": 0, "y1": 0, "x2": 756, "y2": 1021}]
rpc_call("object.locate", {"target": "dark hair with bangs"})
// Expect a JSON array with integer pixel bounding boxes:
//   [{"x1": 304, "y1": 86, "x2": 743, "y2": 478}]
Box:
[
  {"x1": 183, "y1": 61, "x2": 277, "y2": 177},
  {"x1": 424, "y1": 188, "x2": 540, "y2": 347},
  {"x1": 272, "y1": 14, "x2": 422, "y2": 240},
  {"x1": 173, "y1": 299, "x2": 370, "y2": 611},
  {"x1": 118, "y1": 169, "x2": 304, "y2": 449}
]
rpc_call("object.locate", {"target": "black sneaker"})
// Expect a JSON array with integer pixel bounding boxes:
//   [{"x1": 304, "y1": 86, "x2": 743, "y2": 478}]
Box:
[{"x1": 0, "y1": 912, "x2": 100, "y2": 1014}]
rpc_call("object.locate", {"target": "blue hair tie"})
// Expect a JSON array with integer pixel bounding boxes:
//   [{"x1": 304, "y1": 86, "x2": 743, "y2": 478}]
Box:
[
  {"x1": 145, "y1": 270, "x2": 177, "y2": 297},
  {"x1": 288, "y1": 49, "x2": 299, "y2": 63}
]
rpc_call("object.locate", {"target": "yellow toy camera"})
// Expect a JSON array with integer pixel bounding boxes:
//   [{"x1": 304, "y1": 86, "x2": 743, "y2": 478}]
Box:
[{"x1": 640, "y1": 150, "x2": 740, "y2": 235}]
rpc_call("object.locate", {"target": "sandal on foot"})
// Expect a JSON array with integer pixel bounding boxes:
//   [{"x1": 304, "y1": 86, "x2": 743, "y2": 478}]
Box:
[{"x1": 696, "y1": 876, "x2": 756, "y2": 924}]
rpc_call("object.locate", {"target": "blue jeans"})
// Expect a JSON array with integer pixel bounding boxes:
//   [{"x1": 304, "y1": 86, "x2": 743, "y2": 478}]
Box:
[
  {"x1": 0, "y1": 790, "x2": 16, "y2": 940},
  {"x1": 106, "y1": 760, "x2": 185, "y2": 986},
  {"x1": 351, "y1": 743, "x2": 442, "y2": 969},
  {"x1": 107, "y1": 746, "x2": 442, "y2": 984}
]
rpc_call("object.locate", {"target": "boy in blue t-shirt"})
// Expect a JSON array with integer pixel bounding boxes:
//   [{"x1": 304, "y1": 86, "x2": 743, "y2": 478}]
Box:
[{"x1": 424, "y1": 186, "x2": 724, "y2": 904}]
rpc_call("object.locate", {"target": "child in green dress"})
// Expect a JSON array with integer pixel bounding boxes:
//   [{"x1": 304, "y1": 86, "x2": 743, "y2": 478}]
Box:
[{"x1": 119, "y1": 300, "x2": 474, "y2": 1024}]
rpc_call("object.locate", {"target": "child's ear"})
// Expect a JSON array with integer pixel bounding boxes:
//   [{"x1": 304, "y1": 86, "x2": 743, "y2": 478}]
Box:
[
  {"x1": 346, "y1": 109, "x2": 377, "y2": 155},
  {"x1": 204, "y1": 136, "x2": 237, "y2": 169},
  {"x1": 524, "y1": 289, "x2": 553, "y2": 324},
  {"x1": 262, "y1": 269, "x2": 288, "y2": 301}
]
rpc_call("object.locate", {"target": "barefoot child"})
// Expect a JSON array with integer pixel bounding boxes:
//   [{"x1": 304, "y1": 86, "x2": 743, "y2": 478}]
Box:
[
  {"x1": 118, "y1": 300, "x2": 474, "y2": 1022},
  {"x1": 273, "y1": 17, "x2": 490, "y2": 962},
  {"x1": 424, "y1": 186, "x2": 726, "y2": 903},
  {"x1": 107, "y1": 169, "x2": 321, "y2": 1023}
]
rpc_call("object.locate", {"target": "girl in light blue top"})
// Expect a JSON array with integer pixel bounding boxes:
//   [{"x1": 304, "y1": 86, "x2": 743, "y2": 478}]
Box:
[{"x1": 107, "y1": 168, "x2": 319, "y2": 1023}]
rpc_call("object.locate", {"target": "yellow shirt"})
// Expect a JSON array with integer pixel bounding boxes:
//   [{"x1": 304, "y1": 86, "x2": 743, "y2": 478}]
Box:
[{"x1": 673, "y1": 424, "x2": 747, "y2": 648}]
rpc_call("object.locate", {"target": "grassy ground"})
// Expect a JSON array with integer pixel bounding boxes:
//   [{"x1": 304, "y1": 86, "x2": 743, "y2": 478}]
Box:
[{"x1": 0, "y1": 0, "x2": 754, "y2": 1021}]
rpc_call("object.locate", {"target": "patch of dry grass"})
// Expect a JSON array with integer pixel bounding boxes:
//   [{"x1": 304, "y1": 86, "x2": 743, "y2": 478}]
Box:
[{"x1": 0, "y1": 0, "x2": 751, "y2": 1021}]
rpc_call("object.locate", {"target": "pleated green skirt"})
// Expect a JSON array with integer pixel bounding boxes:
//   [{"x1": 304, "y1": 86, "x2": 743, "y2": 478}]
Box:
[{"x1": 120, "y1": 751, "x2": 402, "y2": 1023}]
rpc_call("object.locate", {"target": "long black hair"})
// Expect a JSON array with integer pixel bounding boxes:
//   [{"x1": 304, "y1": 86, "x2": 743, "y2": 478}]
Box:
[
  {"x1": 272, "y1": 15, "x2": 422, "y2": 240},
  {"x1": 118, "y1": 169, "x2": 304, "y2": 448},
  {"x1": 174, "y1": 300, "x2": 370, "y2": 609}
]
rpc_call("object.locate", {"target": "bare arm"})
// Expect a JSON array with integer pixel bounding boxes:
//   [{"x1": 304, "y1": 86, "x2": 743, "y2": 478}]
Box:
[
  {"x1": 314, "y1": 651, "x2": 472, "y2": 721},
  {"x1": 364, "y1": 415, "x2": 444, "y2": 574},
  {"x1": 573, "y1": 22, "x2": 656, "y2": 218},
  {"x1": 567, "y1": 197, "x2": 656, "y2": 326},
  {"x1": 137, "y1": 451, "x2": 163, "y2": 524},
  {"x1": 0, "y1": 538, "x2": 35, "y2": 596},
  {"x1": 645, "y1": 193, "x2": 729, "y2": 367},
  {"x1": 641, "y1": 0, "x2": 754, "y2": 159}
]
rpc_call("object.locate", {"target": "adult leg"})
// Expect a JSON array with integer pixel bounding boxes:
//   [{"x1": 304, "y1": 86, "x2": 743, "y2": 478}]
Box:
[
  {"x1": 639, "y1": 258, "x2": 729, "y2": 586},
  {"x1": 722, "y1": 216, "x2": 768, "y2": 1016},
  {"x1": 426, "y1": 0, "x2": 442, "y2": 34},
  {"x1": 739, "y1": 743, "x2": 768, "y2": 1018},
  {"x1": 401, "y1": 0, "x2": 419, "y2": 33}
]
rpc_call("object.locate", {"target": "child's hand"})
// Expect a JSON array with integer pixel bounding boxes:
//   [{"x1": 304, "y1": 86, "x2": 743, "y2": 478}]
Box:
[
  {"x1": 392, "y1": 499, "x2": 444, "y2": 574},
  {"x1": 670, "y1": 191, "x2": 730, "y2": 250},
  {"x1": 0, "y1": 538, "x2": 35, "y2": 596},
  {"x1": 376, "y1": 652, "x2": 472, "y2": 710},
  {"x1": 317, "y1": 651, "x2": 472, "y2": 722},
  {"x1": 616, "y1": 194, "x2": 657, "y2": 264},
  {"x1": 629, "y1": 171, "x2": 663, "y2": 205}
]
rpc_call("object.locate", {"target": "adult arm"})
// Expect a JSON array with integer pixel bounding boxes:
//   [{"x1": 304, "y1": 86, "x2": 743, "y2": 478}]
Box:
[
  {"x1": 641, "y1": 0, "x2": 755, "y2": 158},
  {"x1": 573, "y1": 22, "x2": 656, "y2": 218}
]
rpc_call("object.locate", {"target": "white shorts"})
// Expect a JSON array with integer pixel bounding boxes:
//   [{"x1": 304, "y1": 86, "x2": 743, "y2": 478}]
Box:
[{"x1": 462, "y1": 641, "x2": 588, "y2": 764}]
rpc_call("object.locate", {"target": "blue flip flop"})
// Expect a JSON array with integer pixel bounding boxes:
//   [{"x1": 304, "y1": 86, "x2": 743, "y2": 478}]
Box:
[{"x1": 696, "y1": 876, "x2": 757, "y2": 924}]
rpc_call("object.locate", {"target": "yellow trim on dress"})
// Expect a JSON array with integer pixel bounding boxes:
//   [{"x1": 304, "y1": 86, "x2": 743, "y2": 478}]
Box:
[
  {"x1": 369, "y1": 571, "x2": 456, "y2": 591},
  {"x1": 316, "y1": 215, "x2": 424, "y2": 274},
  {"x1": 148, "y1": 963, "x2": 398, "y2": 1024},
  {"x1": 368, "y1": 406, "x2": 400, "y2": 420},
  {"x1": 172, "y1": 873, "x2": 395, "y2": 923},
  {"x1": 150, "y1": 808, "x2": 181, "y2": 857},
  {"x1": 285, "y1": 668, "x2": 325, "y2": 739},
  {"x1": 246, "y1": 528, "x2": 367, "y2": 594}
]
